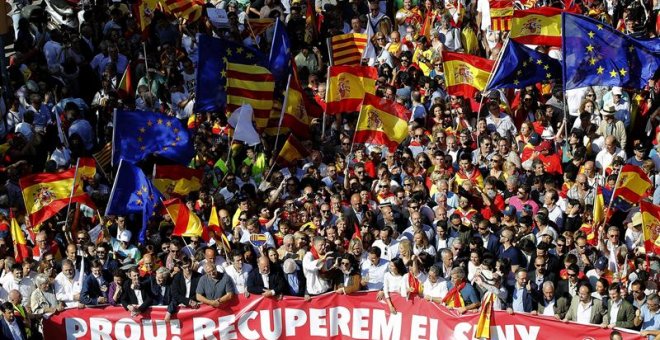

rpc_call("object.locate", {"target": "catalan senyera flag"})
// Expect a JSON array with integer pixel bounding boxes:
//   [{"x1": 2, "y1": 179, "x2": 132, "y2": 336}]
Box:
[
  {"x1": 443, "y1": 52, "x2": 495, "y2": 99},
  {"x1": 153, "y1": 164, "x2": 203, "y2": 199},
  {"x1": 162, "y1": 0, "x2": 204, "y2": 23},
  {"x1": 326, "y1": 65, "x2": 378, "y2": 114},
  {"x1": 246, "y1": 18, "x2": 276, "y2": 37},
  {"x1": 209, "y1": 205, "x2": 231, "y2": 252},
  {"x1": 617, "y1": 164, "x2": 653, "y2": 203},
  {"x1": 640, "y1": 201, "x2": 660, "y2": 254},
  {"x1": 20, "y1": 168, "x2": 95, "y2": 226},
  {"x1": 276, "y1": 135, "x2": 310, "y2": 166},
  {"x1": 10, "y1": 211, "x2": 29, "y2": 263},
  {"x1": 226, "y1": 62, "x2": 275, "y2": 132},
  {"x1": 330, "y1": 33, "x2": 368, "y2": 66},
  {"x1": 510, "y1": 7, "x2": 562, "y2": 47},
  {"x1": 489, "y1": 0, "x2": 514, "y2": 31},
  {"x1": 163, "y1": 198, "x2": 204, "y2": 238},
  {"x1": 355, "y1": 93, "x2": 410, "y2": 151},
  {"x1": 475, "y1": 292, "x2": 496, "y2": 339}
]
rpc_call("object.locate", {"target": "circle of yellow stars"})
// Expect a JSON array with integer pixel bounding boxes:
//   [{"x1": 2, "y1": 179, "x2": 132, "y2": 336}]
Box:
[
  {"x1": 136, "y1": 117, "x2": 185, "y2": 155},
  {"x1": 133, "y1": 185, "x2": 155, "y2": 207},
  {"x1": 583, "y1": 24, "x2": 630, "y2": 79},
  {"x1": 512, "y1": 56, "x2": 554, "y2": 86}
]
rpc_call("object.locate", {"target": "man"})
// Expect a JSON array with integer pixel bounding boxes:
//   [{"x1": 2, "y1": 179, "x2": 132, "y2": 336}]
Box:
[
  {"x1": 474, "y1": 219, "x2": 499, "y2": 255},
  {"x1": 528, "y1": 255, "x2": 557, "y2": 293},
  {"x1": 372, "y1": 226, "x2": 400, "y2": 261},
  {"x1": 224, "y1": 250, "x2": 253, "y2": 295},
  {"x1": 506, "y1": 268, "x2": 534, "y2": 314},
  {"x1": 0, "y1": 301, "x2": 26, "y2": 340},
  {"x1": 167, "y1": 257, "x2": 201, "y2": 322},
  {"x1": 282, "y1": 258, "x2": 307, "y2": 297},
  {"x1": 455, "y1": 153, "x2": 484, "y2": 189},
  {"x1": 605, "y1": 283, "x2": 636, "y2": 329},
  {"x1": 599, "y1": 226, "x2": 623, "y2": 272},
  {"x1": 197, "y1": 248, "x2": 226, "y2": 274},
  {"x1": 246, "y1": 257, "x2": 286, "y2": 298},
  {"x1": 302, "y1": 236, "x2": 332, "y2": 296},
  {"x1": 80, "y1": 260, "x2": 108, "y2": 306},
  {"x1": 7, "y1": 290, "x2": 31, "y2": 339},
  {"x1": 0, "y1": 265, "x2": 33, "y2": 307},
  {"x1": 532, "y1": 281, "x2": 570, "y2": 319},
  {"x1": 597, "y1": 105, "x2": 627, "y2": 149},
  {"x1": 564, "y1": 284, "x2": 608, "y2": 325},
  {"x1": 508, "y1": 184, "x2": 539, "y2": 216},
  {"x1": 31, "y1": 231, "x2": 61, "y2": 262},
  {"x1": 609, "y1": 87, "x2": 631, "y2": 128},
  {"x1": 239, "y1": 218, "x2": 276, "y2": 254},
  {"x1": 485, "y1": 99, "x2": 517, "y2": 139},
  {"x1": 444, "y1": 267, "x2": 480, "y2": 314},
  {"x1": 497, "y1": 229, "x2": 524, "y2": 273},
  {"x1": 497, "y1": 138, "x2": 521, "y2": 168},
  {"x1": 149, "y1": 267, "x2": 172, "y2": 307},
  {"x1": 634, "y1": 293, "x2": 660, "y2": 338},
  {"x1": 568, "y1": 235, "x2": 598, "y2": 273},
  {"x1": 120, "y1": 267, "x2": 153, "y2": 317},
  {"x1": 196, "y1": 261, "x2": 235, "y2": 308},
  {"x1": 360, "y1": 247, "x2": 389, "y2": 290},
  {"x1": 543, "y1": 189, "x2": 564, "y2": 230},
  {"x1": 53, "y1": 259, "x2": 83, "y2": 308},
  {"x1": 422, "y1": 266, "x2": 449, "y2": 303},
  {"x1": 277, "y1": 234, "x2": 298, "y2": 260},
  {"x1": 557, "y1": 264, "x2": 585, "y2": 298},
  {"x1": 595, "y1": 136, "x2": 626, "y2": 172}
]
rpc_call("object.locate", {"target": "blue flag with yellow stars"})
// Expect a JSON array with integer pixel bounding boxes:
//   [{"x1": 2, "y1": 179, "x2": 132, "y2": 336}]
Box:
[
  {"x1": 562, "y1": 13, "x2": 660, "y2": 90},
  {"x1": 195, "y1": 34, "x2": 269, "y2": 113},
  {"x1": 112, "y1": 110, "x2": 194, "y2": 166},
  {"x1": 106, "y1": 160, "x2": 163, "y2": 243},
  {"x1": 269, "y1": 18, "x2": 292, "y2": 86},
  {"x1": 486, "y1": 40, "x2": 561, "y2": 91}
]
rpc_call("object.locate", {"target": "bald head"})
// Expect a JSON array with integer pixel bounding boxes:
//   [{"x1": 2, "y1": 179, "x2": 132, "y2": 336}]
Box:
[{"x1": 258, "y1": 256, "x2": 270, "y2": 274}]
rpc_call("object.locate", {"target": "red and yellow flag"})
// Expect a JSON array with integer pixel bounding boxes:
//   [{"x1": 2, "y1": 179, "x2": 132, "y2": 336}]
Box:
[
  {"x1": 355, "y1": 93, "x2": 410, "y2": 151},
  {"x1": 162, "y1": 0, "x2": 204, "y2": 23},
  {"x1": 330, "y1": 33, "x2": 368, "y2": 66},
  {"x1": 442, "y1": 281, "x2": 466, "y2": 308},
  {"x1": 20, "y1": 168, "x2": 95, "y2": 226},
  {"x1": 134, "y1": 0, "x2": 159, "y2": 32},
  {"x1": 326, "y1": 65, "x2": 378, "y2": 114},
  {"x1": 246, "y1": 18, "x2": 276, "y2": 37},
  {"x1": 163, "y1": 198, "x2": 204, "y2": 238},
  {"x1": 510, "y1": 7, "x2": 562, "y2": 47},
  {"x1": 489, "y1": 0, "x2": 514, "y2": 31},
  {"x1": 276, "y1": 135, "x2": 310, "y2": 167},
  {"x1": 282, "y1": 64, "x2": 323, "y2": 140},
  {"x1": 10, "y1": 211, "x2": 29, "y2": 264},
  {"x1": 443, "y1": 52, "x2": 494, "y2": 100},
  {"x1": 475, "y1": 292, "x2": 497, "y2": 338},
  {"x1": 617, "y1": 164, "x2": 652, "y2": 203},
  {"x1": 117, "y1": 63, "x2": 135, "y2": 99},
  {"x1": 640, "y1": 201, "x2": 660, "y2": 254},
  {"x1": 153, "y1": 165, "x2": 203, "y2": 199},
  {"x1": 77, "y1": 157, "x2": 97, "y2": 183},
  {"x1": 209, "y1": 205, "x2": 231, "y2": 252},
  {"x1": 226, "y1": 62, "x2": 275, "y2": 132}
]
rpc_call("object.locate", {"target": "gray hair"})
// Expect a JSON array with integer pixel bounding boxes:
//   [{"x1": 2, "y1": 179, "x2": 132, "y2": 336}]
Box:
[
  {"x1": 450, "y1": 267, "x2": 465, "y2": 280},
  {"x1": 542, "y1": 281, "x2": 555, "y2": 291},
  {"x1": 440, "y1": 248, "x2": 452, "y2": 259},
  {"x1": 428, "y1": 265, "x2": 441, "y2": 276},
  {"x1": 451, "y1": 239, "x2": 463, "y2": 247},
  {"x1": 156, "y1": 267, "x2": 170, "y2": 278},
  {"x1": 283, "y1": 234, "x2": 295, "y2": 243},
  {"x1": 34, "y1": 274, "x2": 49, "y2": 287},
  {"x1": 648, "y1": 293, "x2": 659, "y2": 304}
]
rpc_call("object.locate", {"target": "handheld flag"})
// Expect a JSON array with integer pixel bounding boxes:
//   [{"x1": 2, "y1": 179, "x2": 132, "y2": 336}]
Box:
[
  {"x1": 640, "y1": 201, "x2": 660, "y2": 254},
  {"x1": 227, "y1": 104, "x2": 261, "y2": 146},
  {"x1": 226, "y1": 62, "x2": 275, "y2": 132},
  {"x1": 489, "y1": 0, "x2": 513, "y2": 31},
  {"x1": 152, "y1": 165, "x2": 203, "y2": 199},
  {"x1": 10, "y1": 211, "x2": 29, "y2": 263},
  {"x1": 163, "y1": 198, "x2": 204, "y2": 238},
  {"x1": 117, "y1": 63, "x2": 134, "y2": 99},
  {"x1": 247, "y1": 18, "x2": 276, "y2": 37},
  {"x1": 269, "y1": 19, "x2": 292, "y2": 84},
  {"x1": 616, "y1": 164, "x2": 652, "y2": 203},
  {"x1": 510, "y1": 7, "x2": 562, "y2": 46},
  {"x1": 354, "y1": 93, "x2": 411, "y2": 151},
  {"x1": 276, "y1": 135, "x2": 310, "y2": 166},
  {"x1": 486, "y1": 40, "x2": 561, "y2": 90},
  {"x1": 443, "y1": 52, "x2": 494, "y2": 99},
  {"x1": 162, "y1": 0, "x2": 204, "y2": 23},
  {"x1": 209, "y1": 205, "x2": 232, "y2": 252},
  {"x1": 136, "y1": 0, "x2": 159, "y2": 32},
  {"x1": 326, "y1": 65, "x2": 378, "y2": 114},
  {"x1": 475, "y1": 292, "x2": 497, "y2": 339},
  {"x1": 329, "y1": 33, "x2": 368, "y2": 66}
]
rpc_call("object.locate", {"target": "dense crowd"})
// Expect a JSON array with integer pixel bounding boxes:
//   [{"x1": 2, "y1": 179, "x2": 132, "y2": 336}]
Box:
[{"x1": 0, "y1": 0, "x2": 659, "y2": 338}]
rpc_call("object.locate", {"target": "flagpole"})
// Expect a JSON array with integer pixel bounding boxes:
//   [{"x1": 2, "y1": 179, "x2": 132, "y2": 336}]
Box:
[
  {"x1": 322, "y1": 66, "x2": 331, "y2": 139},
  {"x1": 478, "y1": 38, "x2": 509, "y2": 127},
  {"x1": 603, "y1": 168, "x2": 624, "y2": 226},
  {"x1": 63, "y1": 157, "x2": 82, "y2": 243},
  {"x1": 273, "y1": 75, "x2": 292, "y2": 153},
  {"x1": 346, "y1": 96, "x2": 367, "y2": 169},
  {"x1": 111, "y1": 108, "x2": 117, "y2": 167}
]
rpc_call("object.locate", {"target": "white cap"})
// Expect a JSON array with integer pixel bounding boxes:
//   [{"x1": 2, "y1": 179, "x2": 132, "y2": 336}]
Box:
[
  {"x1": 118, "y1": 230, "x2": 132, "y2": 243},
  {"x1": 612, "y1": 86, "x2": 623, "y2": 95}
]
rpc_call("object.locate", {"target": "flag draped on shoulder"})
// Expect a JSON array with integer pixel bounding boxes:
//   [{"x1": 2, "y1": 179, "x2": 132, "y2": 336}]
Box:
[
  {"x1": 276, "y1": 135, "x2": 310, "y2": 166},
  {"x1": 510, "y1": 7, "x2": 562, "y2": 46},
  {"x1": 330, "y1": 33, "x2": 368, "y2": 66},
  {"x1": 20, "y1": 168, "x2": 95, "y2": 226},
  {"x1": 489, "y1": 0, "x2": 513, "y2": 31},
  {"x1": 226, "y1": 62, "x2": 275, "y2": 132},
  {"x1": 443, "y1": 52, "x2": 494, "y2": 99},
  {"x1": 326, "y1": 65, "x2": 378, "y2": 114},
  {"x1": 640, "y1": 201, "x2": 660, "y2": 254},
  {"x1": 617, "y1": 164, "x2": 652, "y2": 203},
  {"x1": 562, "y1": 12, "x2": 660, "y2": 90},
  {"x1": 355, "y1": 93, "x2": 410, "y2": 151},
  {"x1": 163, "y1": 198, "x2": 204, "y2": 238},
  {"x1": 153, "y1": 165, "x2": 203, "y2": 199},
  {"x1": 486, "y1": 40, "x2": 561, "y2": 90}
]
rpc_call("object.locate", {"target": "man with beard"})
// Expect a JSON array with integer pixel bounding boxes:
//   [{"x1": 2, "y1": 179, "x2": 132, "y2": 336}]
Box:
[
  {"x1": 302, "y1": 236, "x2": 332, "y2": 296},
  {"x1": 53, "y1": 260, "x2": 83, "y2": 308}
]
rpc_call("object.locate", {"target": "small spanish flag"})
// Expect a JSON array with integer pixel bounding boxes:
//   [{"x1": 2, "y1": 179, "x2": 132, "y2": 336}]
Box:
[
  {"x1": 640, "y1": 201, "x2": 660, "y2": 254},
  {"x1": 329, "y1": 33, "x2": 368, "y2": 66},
  {"x1": 163, "y1": 198, "x2": 204, "y2": 238},
  {"x1": 76, "y1": 157, "x2": 97, "y2": 182},
  {"x1": 276, "y1": 135, "x2": 310, "y2": 167},
  {"x1": 152, "y1": 164, "x2": 203, "y2": 199},
  {"x1": 326, "y1": 65, "x2": 378, "y2": 114},
  {"x1": 354, "y1": 93, "x2": 410, "y2": 151},
  {"x1": 10, "y1": 211, "x2": 29, "y2": 264},
  {"x1": 209, "y1": 205, "x2": 232, "y2": 252},
  {"x1": 443, "y1": 52, "x2": 494, "y2": 100},
  {"x1": 489, "y1": 0, "x2": 514, "y2": 31},
  {"x1": 510, "y1": 7, "x2": 562, "y2": 47},
  {"x1": 617, "y1": 165, "x2": 653, "y2": 203}
]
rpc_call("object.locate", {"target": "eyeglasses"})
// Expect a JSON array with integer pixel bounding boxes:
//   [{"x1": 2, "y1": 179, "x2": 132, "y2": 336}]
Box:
[
  {"x1": 409, "y1": 205, "x2": 419, "y2": 210},
  {"x1": 567, "y1": 273, "x2": 577, "y2": 277},
  {"x1": 404, "y1": 182, "x2": 412, "y2": 186},
  {"x1": 321, "y1": 210, "x2": 330, "y2": 214},
  {"x1": 518, "y1": 191, "x2": 526, "y2": 195},
  {"x1": 239, "y1": 218, "x2": 247, "y2": 222},
  {"x1": 341, "y1": 261, "x2": 351, "y2": 265},
  {"x1": 557, "y1": 243, "x2": 566, "y2": 247}
]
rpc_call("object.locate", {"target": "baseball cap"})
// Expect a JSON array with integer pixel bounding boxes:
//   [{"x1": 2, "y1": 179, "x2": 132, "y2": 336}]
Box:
[
  {"x1": 503, "y1": 206, "x2": 516, "y2": 216},
  {"x1": 595, "y1": 257, "x2": 608, "y2": 271},
  {"x1": 612, "y1": 86, "x2": 623, "y2": 95},
  {"x1": 118, "y1": 230, "x2": 132, "y2": 243}
]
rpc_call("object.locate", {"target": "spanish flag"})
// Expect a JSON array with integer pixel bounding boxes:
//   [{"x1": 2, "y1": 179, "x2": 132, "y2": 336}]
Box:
[
  {"x1": 264, "y1": 97, "x2": 287, "y2": 137},
  {"x1": 163, "y1": 198, "x2": 204, "y2": 238},
  {"x1": 330, "y1": 33, "x2": 368, "y2": 66},
  {"x1": 442, "y1": 281, "x2": 466, "y2": 308},
  {"x1": 355, "y1": 93, "x2": 410, "y2": 151},
  {"x1": 593, "y1": 185, "x2": 606, "y2": 225},
  {"x1": 209, "y1": 205, "x2": 231, "y2": 252},
  {"x1": 20, "y1": 168, "x2": 95, "y2": 226},
  {"x1": 510, "y1": 7, "x2": 562, "y2": 47},
  {"x1": 153, "y1": 164, "x2": 203, "y2": 199},
  {"x1": 276, "y1": 135, "x2": 310, "y2": 167},
  {"x1": 489, "y1": 0, "x2": 514, "y2": 31},
  {"x1": 10, "y1": 211, "x2": 29, "y2": 264},
  {"x1": 443, "y1": 52, "x2": 494, "y2": 100},
  {"x1": 475, "y1": 292, "x2": 496, "y2": 339},
  {"x1": 617, "y1": 165, "x2": 652, "y2": 203},
  {"x1": 640, "y1": 201, "x2": 660, "y2": 254},
  {"x1": 76, "y1": 157, "x2": 97, "y2": 183},
  {"x1": 226, "y1": 62, "x2": 275, "y2": 132},
  {"x1": 135, "y1": 0, "x2": 160, "y2": 32},
  {"x1": 117, "y1": 63, "x2": 134, "y2": 99},
  {"x1": 326, "y1": 65, "x2": 378, "y2": 114}
]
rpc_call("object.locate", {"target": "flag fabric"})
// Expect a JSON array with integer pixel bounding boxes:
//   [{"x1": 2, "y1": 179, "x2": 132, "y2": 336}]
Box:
[
  {"x1": 600, "y1": 185, "x2": 633, "y2": 212},
  {"x1": 209, "y1": 205, "x2": 231, "y2": 252},
  {"x1": 195, "y1": 35, "x2": 269, "y2": 113},
  {"x1": 562, "y1": 12, "x2": 660, "y2": 90},
  {"x1": 329, "y1": 33, "x2": 368, "y2": 66},
  {"x1": 163, "y1": 198, "x2": 204, "y2": 238},
  {"x1": 10, "y1": 212, "x2": 29, "y2": 263},
  {"x1": 354, "y1": 93, "x2": 411, "y2": 151},
  {"x1": 134, "y1": 0, "x2": 159, "y2": 32},
  {"x1": 443, "y1": 52, "x2": 494, "y2": 99},
  {"x1": 326, "y1": 65, "x2": 378, "y2": 114},
  {"x1": 489, "y1": 0, "x2": 514, "y2": 31},
  {"x1": 226, "y1": 62, "x2": 275, "y2": 131},
  {"x1": 112, "y1": 110, "x2": 194, "y2": 166},
  {"x1": 640, "y1": 201, "x2": 660, "y2": 254},
  {"x1": 276, "y1": 135, "x2": 310, "y2": 166},
  {"x1": 249, "y1": 234, "x2": 268, "y2": 247},
  {"x1": 117, "y1": 63, "x2": 134, "y2": 99},
  {"x1": 247, "y1": 18, "x2": 276, "y2": 37},
  {"x1": 269, "y1": 19, "x2": 292, "y2": 85},
  {"x1": 282, "y1": 66, "x2": 323, "y2": 139},
  {"x1": 486, "y1": 39, "x2": 561, "y2": 90},
  {"x1": 153, "y1": 164, "x2": 203, "y2": 198},
  {"x1": 304, "y1": 0, "x2": 317, "y2": 44},
  {"x1": 510, "y1": 7, "x2": 562, "y2": 46},
  {"x1": 93, "y1": 143, "x2": 112, "y2": 177},
  {"x1": 419, "y1": 11, "x2": 434, "y2": 39},
  {"x1": 617, "y1": 164, "x2": 653, "y2": 203},
  {"x1": 475, "y1": 292, "x2": 496, "y2": 339},
  {"x1": 362, "y1": 21, "x2": 377, "y2": 60},
  {"x1": 20, "y1": 168, "x2": 95, "y2": 226},
  {"x1": 106, "y1": 160, "x2": 163, "y2": 243},
  {"x1": 76, "y1": 157, "x2": 97, "y2": 183},
  {"x1": 227, "y1": 104, "x2": 261, "y2": 146},
  {"x1": 442, "y1": 281, "x2": 466, "y2": 308},
  {"x1": 162, "y1": 0, "x2": 204, "y2": 23}
]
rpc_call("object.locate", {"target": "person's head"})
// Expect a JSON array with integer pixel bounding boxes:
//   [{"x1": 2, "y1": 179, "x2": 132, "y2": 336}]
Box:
[
  {"x1": 204, "y1": 260, "x2": 217, "y2": 277},
  {"x1": 542, "y1": 281, "x2": 555, "y2": 301},
  {"x1": 566, "y1": 264, "x2": 579, "y2": 283},
  {"x1": 34, "y1": 273, "x2": 49, "y2": 291},
  {"x1": 631, "y1": 280, "x2": 646, "y2": 301},
  {"x1": 155, "y1": 267, "x2": 170, "y2": 285},
  {"x1": 647, "y1": 293, "x2": 659, "y2": 313},
  {"x1": 449, "y1": 267, "x2": 465, "y2": 285},
  {"x1": 61, "y1": 259, "x2": 75, "y2": 279},
  {"x1": 578, "y1": 284, "x2": 592, "y2": 303},
  {"x1": 515, "y1": 268, "x2": 528, "y2": 287},
  {"x1": 90, "y1": 260, "x2": 102, "y2": 278},
  {"x1": 389, "y1": 258, "x2": 407, "y2": 276},
  {"x1": 312, "y1": 236, "x2": 326, "y2": 255},
  {"x1": 608, "y1": 283, "x2": 622, "y2": 302},
  {"x1": 258, "y1": 256, "x2": 270, "y2": 275},
  {"x1": 441, "y1": 248, "x2": 453, "y2": 267},
  {"x1": 1, "y1": 302, "x2": 14, "y2": 322},
  {"x1": 7, "y1": 290, "x2": 21, "y2": 306},
  {"x1": 605, "y1": 135, "x2": 617, "y2": 153},
  {"x1": 368, "y1": 247, "x2": 381, "y2": 265},
  {"x1": 428, "y1": 265, "x2": 441, "y2": 283}
]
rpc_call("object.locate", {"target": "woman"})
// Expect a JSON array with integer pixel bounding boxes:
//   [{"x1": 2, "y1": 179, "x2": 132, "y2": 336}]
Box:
[
  {"x1": 402, "y1": 255, "x2": 427, "y2": 299},
  {"x1": 467, "y1": 250, "x2": 483, "y2": 282},
  {"x1": 488, "y1": 155, "x2": 506, "y2": 182},
  {"x1": 348, "y1": 238, "x2": 368, "y2": 266},
  {"x1": 515, "y1": 121, "x2": 534, "y2": 152},
  {"x1": 334, "y1": 254, "x2": 361, "y2": 294},
  {"x1": 413, "y1": 230, "x2": 436, "y2": 256},
  {"x1": 381, "y1": 258, "x2": 407, "y2": 314},
  {"x1": 31, "y1": 274, "x2": 63, "y2": 320},
  {"x1": 435, "y1": 223, "x2": 450, "y2": 250},
  {"x1": 437, "y1": 14, "x2": 462, "y2": 53},
  {"x1": 265, "y1": 247, "x2": 282, "y2": 270},
  {"x1": 108, "y1": 269, "x2": 125, "y2": 306},
  {"x1": 398, "y1": 239, "x2": 414, "y2": 265}
]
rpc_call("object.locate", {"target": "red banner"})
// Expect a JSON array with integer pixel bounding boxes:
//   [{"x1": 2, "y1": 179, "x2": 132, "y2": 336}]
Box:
[{"x1": 44, "y1": 292, "x2": 642, "y2": 340}]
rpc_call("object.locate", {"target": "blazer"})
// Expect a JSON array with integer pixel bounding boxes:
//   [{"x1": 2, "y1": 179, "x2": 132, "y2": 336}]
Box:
[
  {"x1": 333, "y1": 273, "x2": 361, "y2": 294},
  {"x1": 0, "y1": 317, "x2": 27, "y2": 340},
  {"x1": 527, "y1": 271, "x2": 557, "y2": 292},
  {"x1": 170, "y1": 271, "x2": 201, "y2": 307},
  {"x1": 282, "y1": 269, "x2": 307, "y2": 297},
  {"x1": 607, "y1": 299, "x2": 636, "y2": 329},
  {"x1": 148, "y1": 277, "x2": 172, "y2": 306},
  {"x1": 535, "y1": 295, "x2": 570, "y2": 319},
  {"x1": 505, "y1": 285, "x2": 535, "y2": 313},
  {"x1": 80, "y1": 273, "x2": 107, "y2": 305},
  {"x1": 565, "y1": 297, "x2": 608, "y2": 325},
  {"x1": 246, "y1": 268, "x2": 286, "y2": 295},
  {"x1": 120, "y1": 281, "x2": 153, "y2": 312}
]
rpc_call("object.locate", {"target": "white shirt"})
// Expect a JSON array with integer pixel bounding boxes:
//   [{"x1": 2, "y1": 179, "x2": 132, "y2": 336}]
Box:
[
  {"x1": 382, "y1": 272, "x2": 404, "y2": 298},
  {"x1": 197, "y1": 256, "x2": 227, "y2": 274},
  {"x1": 595, "y1": 148, "x2": 627, "y2": 172},
  {"x1": 224, "y1": 263, "x2": 253, "y2": 294},
  {"x1": 134, "y1": 287, "x2": 144, "y2": 305},
  {"x1": 542, "y1": 299, "x2": 556, "y2": 316},
  {"x1": 5, "y1": 318, "x2": 22, "y2": 340},
  {"x1": 372, "y1": 239, "x2": 400, "y2": 261},
  {"x1": 413, "y1": 244, "x2": 436, "y2": 256},
  {"x1": 609, "y1": 299, "x2": 621, "y2": 325},
  {"x1": 360, "y1": 259, "x2": 390, "y2": 290},
  {"x1": 185, "y1": 276, "x2": 192, "y2": 298},
  {"x1": 545, "y1": 204, "x2": 564, "y2": 231},
  {"x1": 423, "y1": 279, "x2": 448, "y2": 299},
  {"x1": 302, "y1": 252, "x2": 331, "y2": 295},
  {"x1": 576, "y1": 300, "x2": 594, "y2": 324},
  {"x1": 53, "y1": 271, "x2": 82, "y2": 308},
  {"x1": 1, "y1": 275, "x2": 34, "y2": 306}
]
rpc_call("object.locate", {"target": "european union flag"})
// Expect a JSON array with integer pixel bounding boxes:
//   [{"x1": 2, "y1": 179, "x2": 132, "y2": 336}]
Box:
[
  {"x1": 486, "y1": 40, "x2": 561, "y2": 91},
  {"x1": 112, "y1": 110, "x2": 194, "y2": 166},
  {"x1": 195, "y1": 35, "x2": 268, "y2": 113},
  {"x1": 600, "y1": 186, "x2": 633, "y2": 212},
  {"x1": 562, "y1": 13, "x2": 660, "y2": 90},
  {"x1": 106, "y1": 160, "x2": 163, "y2": 243},
  {"x1": 269, "y1": 19, "x2": 292, "y2": 86}
]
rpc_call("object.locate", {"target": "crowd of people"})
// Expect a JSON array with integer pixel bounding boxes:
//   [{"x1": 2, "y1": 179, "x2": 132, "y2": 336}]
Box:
[{"x1": 0, "y1": 0, "x2": 659, "y2": 338}]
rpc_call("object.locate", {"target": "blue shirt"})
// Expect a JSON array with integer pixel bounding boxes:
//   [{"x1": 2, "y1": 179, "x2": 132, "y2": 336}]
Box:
[
  {"x1": 447, "y1": 281, "x2": 479, "y2": 306},
  {"x1": 286, "y1": 273, "x2": 300, "y2": 295},
  {"x1": 641, "y1": 305, "x2": 660, "y2": 340},
  {"x1": 512, "y1": 286, "x2": 526, "y2": 312}
]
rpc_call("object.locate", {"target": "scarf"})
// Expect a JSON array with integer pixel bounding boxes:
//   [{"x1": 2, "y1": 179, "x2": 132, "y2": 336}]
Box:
[
  {"x1": 310, "y1": 246, "x2": 321, "y2": 260},
  {"x1": 442, "y1": 280, "x2": 466, "y2": 307}
]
